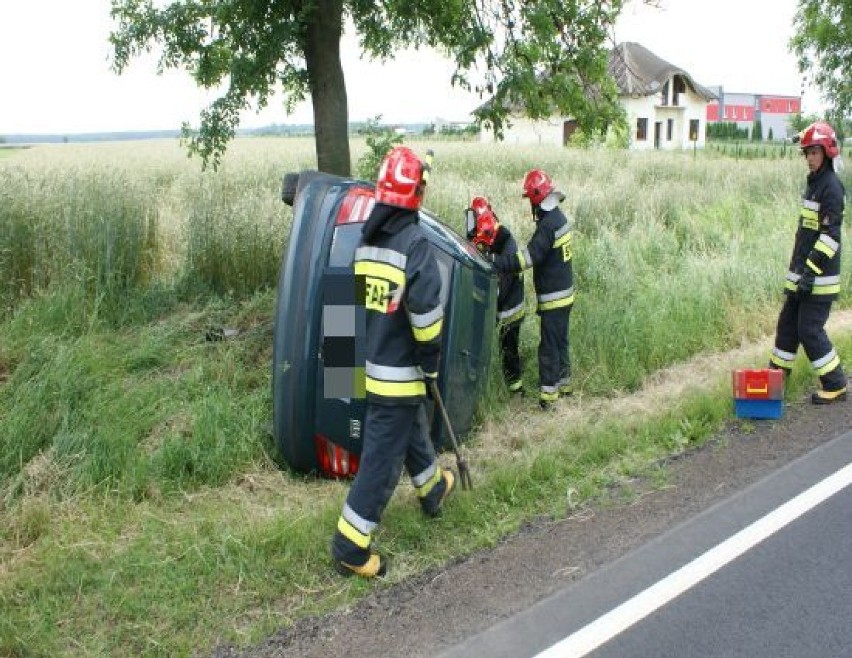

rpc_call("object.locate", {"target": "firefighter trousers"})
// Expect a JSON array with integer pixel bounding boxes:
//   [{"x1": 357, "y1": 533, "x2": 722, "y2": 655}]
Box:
[
  {"x1": 499, "y1": 319, "x2": 522, "y2": 390},
  {"x1": 771, "y1": 295, "x2": 846, "y2": 391},
  {"x1": 538, "y1": 307, "x2": 571, "y2": 401},
  {"x1": 344, "y1": 402, "x2": 438, "y2": 528}
]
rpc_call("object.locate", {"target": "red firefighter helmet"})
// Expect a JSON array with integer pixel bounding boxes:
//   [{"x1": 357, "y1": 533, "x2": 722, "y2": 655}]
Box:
[
  {"x1": 375, "y1": 146, "x2": 427, "y2": 210},
  {"x1": 469, "y1": 196, "x2": 498, "y2": 250},
  {"x1": 471, "y1": 195, "x2": 492, "y2": 216},
  {"x1": 800, "y1": 121, "x2": 840, "y2": 159},
  {"x1": 521, "y1": 168, "x2": 564, "y2": 208}
]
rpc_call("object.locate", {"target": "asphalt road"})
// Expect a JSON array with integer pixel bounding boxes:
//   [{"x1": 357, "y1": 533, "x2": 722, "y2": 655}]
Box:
[{"x1": 438, "y1": 430, "x2": 852, "y2": 658}]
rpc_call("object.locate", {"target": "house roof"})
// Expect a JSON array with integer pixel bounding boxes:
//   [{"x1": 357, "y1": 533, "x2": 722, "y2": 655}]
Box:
[
  {"x1": 609, "y1": 42, "x2": 717, "y2": 101},
  {"x1": 474, "y1": 41, "x2": 716, "y2": 116}
]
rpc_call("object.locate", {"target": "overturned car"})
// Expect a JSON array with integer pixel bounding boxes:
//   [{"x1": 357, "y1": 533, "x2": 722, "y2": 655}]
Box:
[{"x1": 272, "y1": 170, "x2": 497, "y2": 477}]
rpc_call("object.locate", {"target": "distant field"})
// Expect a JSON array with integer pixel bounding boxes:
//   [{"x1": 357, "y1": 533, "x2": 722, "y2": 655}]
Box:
[
  {"x1": 0, "y1": 146, "x2": 28, "y2": 158},
  {"x1": 2, "y1": 136, "x2": 851, "y2": 657}
]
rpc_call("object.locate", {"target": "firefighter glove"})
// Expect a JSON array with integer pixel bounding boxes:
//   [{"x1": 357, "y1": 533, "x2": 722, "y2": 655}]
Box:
[
  {"x1": 422, "y1": 370, "x2": 438, "y2": 399},
  {"x1": 797, "y1": 269, "x2": 815, "y2": 296}
]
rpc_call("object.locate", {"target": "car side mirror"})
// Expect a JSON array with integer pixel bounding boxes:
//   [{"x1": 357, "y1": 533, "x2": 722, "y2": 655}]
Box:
[{"x1": 464, "y1": 208, "x2": 476, "y2": 241}]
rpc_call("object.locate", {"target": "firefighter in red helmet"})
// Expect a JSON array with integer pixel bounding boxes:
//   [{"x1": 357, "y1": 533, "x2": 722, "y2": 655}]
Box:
[
  {"x1": 331, "y1": 146, "x2": 454, "y2": 578},
  {"x1": 492, "y1": 169, "x2": 574, "y2": 410},
  {"x1": 467, "y1": 195, "x2": 526, "y2": 396},
  {"x1": 770, "y1": 121, "x2": 847, "y2": 403}
]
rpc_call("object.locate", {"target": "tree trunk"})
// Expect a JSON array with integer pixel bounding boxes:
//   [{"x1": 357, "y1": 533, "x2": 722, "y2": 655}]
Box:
[{"x1": 304, "y1": 0, "x2": 350, "y2": 176}]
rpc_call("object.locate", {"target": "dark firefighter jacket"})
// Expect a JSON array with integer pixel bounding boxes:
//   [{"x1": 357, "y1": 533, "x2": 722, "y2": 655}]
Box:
[
  {"x1": 784, "y1": 161, "x2": 845, "y2": 301},
  {"x1": 491, "y1": 225, "x2": 525, "y2": 326},
  {"x1": 493, "y1": 205, "x2": 574, "y2": 313},
  {"x1": 354, "y1": 204, "x2": 444, "y2": 405}
]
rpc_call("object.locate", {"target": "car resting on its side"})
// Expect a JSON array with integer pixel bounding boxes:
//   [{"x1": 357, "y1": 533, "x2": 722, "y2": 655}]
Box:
[{"x1": 272, "y1": 171, "x2": 496, "y2": 477}]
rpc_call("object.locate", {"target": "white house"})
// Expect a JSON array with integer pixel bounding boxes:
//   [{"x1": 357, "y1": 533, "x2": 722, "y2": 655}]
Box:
[{"x1": 480, "y1": 42, "x2": 716, "y2": 150}]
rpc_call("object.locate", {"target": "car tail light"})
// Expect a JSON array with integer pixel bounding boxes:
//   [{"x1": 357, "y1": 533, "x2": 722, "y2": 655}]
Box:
[
  {"x1": 335, "y1": 187, "x2": 375, "y2": 225},
  {"x1": 313, "y1": 433, "x2": 360, "y2": 478}
]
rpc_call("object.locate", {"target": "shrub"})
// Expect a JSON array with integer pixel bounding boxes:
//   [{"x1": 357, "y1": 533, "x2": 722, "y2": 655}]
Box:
[{"x1": 355, "y1": 115, "x2": 404, "y2": 181}]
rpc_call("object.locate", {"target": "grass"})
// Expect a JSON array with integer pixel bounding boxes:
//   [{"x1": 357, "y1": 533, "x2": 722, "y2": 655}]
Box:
[
  {"x1": 1, "y1": 137, "x2": 851, "y2": 656},
  {"x1": 705, "y1": 140, "x2": 802, "y2": 160}
]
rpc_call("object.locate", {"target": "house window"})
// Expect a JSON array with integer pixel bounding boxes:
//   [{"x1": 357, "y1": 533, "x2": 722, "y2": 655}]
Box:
[
  {"x1": 667, "y1": 119, "x2": 674, "y2": 141},
  {"x1": 689, "y1": 119, "x2": 700, "y2": 141},
  {"x1": 636, "y1": 118, "x2": 648, "y2": 141},
  {"x1": 673, "y1": 76, "x2": 686, "y2": 106},
  {"x1": 661, "y1": 81, "x2": 669, "y2": 106}
]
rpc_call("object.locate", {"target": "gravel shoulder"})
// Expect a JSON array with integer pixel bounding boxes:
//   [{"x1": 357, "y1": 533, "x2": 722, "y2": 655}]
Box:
[{"x1": 210, "y1": 380, "x2": 852, "y2": 658}]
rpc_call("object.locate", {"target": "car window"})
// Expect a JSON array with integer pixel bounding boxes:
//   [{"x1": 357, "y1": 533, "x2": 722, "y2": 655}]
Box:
[
  {"x1": 419, "y1": 212, "x2": 457, "y2": 247},
  {"x1": 328, "y1": 224, "x2": 364, "y2": 268},
  {"x1": 433, "y1": 250, "x2": 452, "y2": 307},
  {"x1": 420, "y1": 211, "x2": 483, "y2": 263}
]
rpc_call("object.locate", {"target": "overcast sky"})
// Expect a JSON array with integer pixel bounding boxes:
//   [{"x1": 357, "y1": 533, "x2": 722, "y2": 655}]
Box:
[{"x1": 0, "y1": 0, "x2": 819, "y2": 135}]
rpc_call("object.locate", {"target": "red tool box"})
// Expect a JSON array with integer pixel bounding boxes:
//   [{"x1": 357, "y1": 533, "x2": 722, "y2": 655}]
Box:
[{"x1": 732, "y1": 369, "x2": 784, "y2": 419}]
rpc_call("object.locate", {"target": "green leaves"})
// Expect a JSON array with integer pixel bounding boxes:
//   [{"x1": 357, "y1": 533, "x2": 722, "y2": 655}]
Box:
[
  {"x1": 461, "y1": 0, "x2": 627, "y2": 140},
  {"x1": 351, "y1": 0, "x2": 628, "y2": 140},
  {"x1": 790, "y1": 0, "x2": 852, "y2": 121},
  {"x1": 111, "y1": 0, "x2": 312, "y2": 170},
  {"x1": 355, "y1": 115, "x2": 404, "y2": 181},
  {"x1": 109, "y1": 0, "x2": 635, "y2": 170}
]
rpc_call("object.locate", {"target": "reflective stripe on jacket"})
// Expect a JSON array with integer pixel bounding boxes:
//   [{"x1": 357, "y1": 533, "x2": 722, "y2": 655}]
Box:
[
  {"x1": 785, "y1": 163, "x2": 845, "y2": 300},
  {"x1": 494, "y1": 206, "x2": 574, "y2": 313},
  {"x1": 355, "y1": 206, "x2": 443, "y2": 404}
]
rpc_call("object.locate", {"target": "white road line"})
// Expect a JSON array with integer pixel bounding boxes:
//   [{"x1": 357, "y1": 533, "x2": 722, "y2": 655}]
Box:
[{"x1": 533, "y1": 461, "x2": 852, "y2": 658}]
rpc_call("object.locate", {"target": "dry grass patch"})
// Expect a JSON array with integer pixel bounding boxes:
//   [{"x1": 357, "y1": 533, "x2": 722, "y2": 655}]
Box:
[{"x1": 471, "y1": 309, "x2": 852, "y2": 472}]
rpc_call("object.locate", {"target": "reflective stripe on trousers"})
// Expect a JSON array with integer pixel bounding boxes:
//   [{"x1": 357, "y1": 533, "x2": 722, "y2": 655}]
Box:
[
  {"x1": 539, "y1": 306, "x2": 571, "y2": 394},
  {"x1": 772, "y1": 295, "x2": 845, "y2": 390},
  {"x1": 342, "y1": 402, "x2": 438, "y2": 530}
]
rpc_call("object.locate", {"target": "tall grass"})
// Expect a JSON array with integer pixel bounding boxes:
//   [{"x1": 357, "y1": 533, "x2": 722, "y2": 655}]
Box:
[
  {"x1": 177, "y1": 165, "x2": 287, "y2": 296},
  {"x1": 3, "y1": 139, "x2": 850, "y2": 497},
  {"x1": 424, "y1": 142, "x2": 851, "y2": 393},
  {"x1": 0, "y1": 140, "x2": 305, "y2": 318},
  {"x1": 0, "y1": 165, "x2": 157, "y2": 315},
  {"x1": 706, "y1": 140, "x2": 801, "y2": 160},
  {"x1": 0, "y1": 290, "x2": 272, "y2": 501},
  {"x1": 2, "y1": 138, "x2": 851, "y2": 656}
]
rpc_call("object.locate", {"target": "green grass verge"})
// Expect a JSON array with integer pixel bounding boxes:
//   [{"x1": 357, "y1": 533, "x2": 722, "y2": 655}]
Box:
[
  {"x1": 0, "y1": 378, "x2": 727, "y2": 656},
  {"x1": 2, "y1": 283, "x2": 845, "y2": 656}
]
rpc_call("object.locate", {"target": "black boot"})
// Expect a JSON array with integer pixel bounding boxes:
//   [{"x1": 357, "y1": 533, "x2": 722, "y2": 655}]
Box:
[{"x1": 811, "y1": 386, "x2": 847, "y2": 405}]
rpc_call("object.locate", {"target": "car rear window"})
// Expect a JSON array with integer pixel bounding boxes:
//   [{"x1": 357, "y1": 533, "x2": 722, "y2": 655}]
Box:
[{"x1": 328, "y1": 224, "x2": 364, "y2": 268}]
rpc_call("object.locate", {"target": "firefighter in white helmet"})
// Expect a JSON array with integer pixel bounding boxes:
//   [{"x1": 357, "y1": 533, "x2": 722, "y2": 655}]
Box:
[{"x1": 770, "y1": 121, "x2": 847, "y2": 403}]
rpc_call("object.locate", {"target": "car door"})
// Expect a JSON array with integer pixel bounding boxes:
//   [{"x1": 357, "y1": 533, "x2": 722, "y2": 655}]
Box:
[{"x1": 419, "y1": 213, "x2": 497, "y2": 449}]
